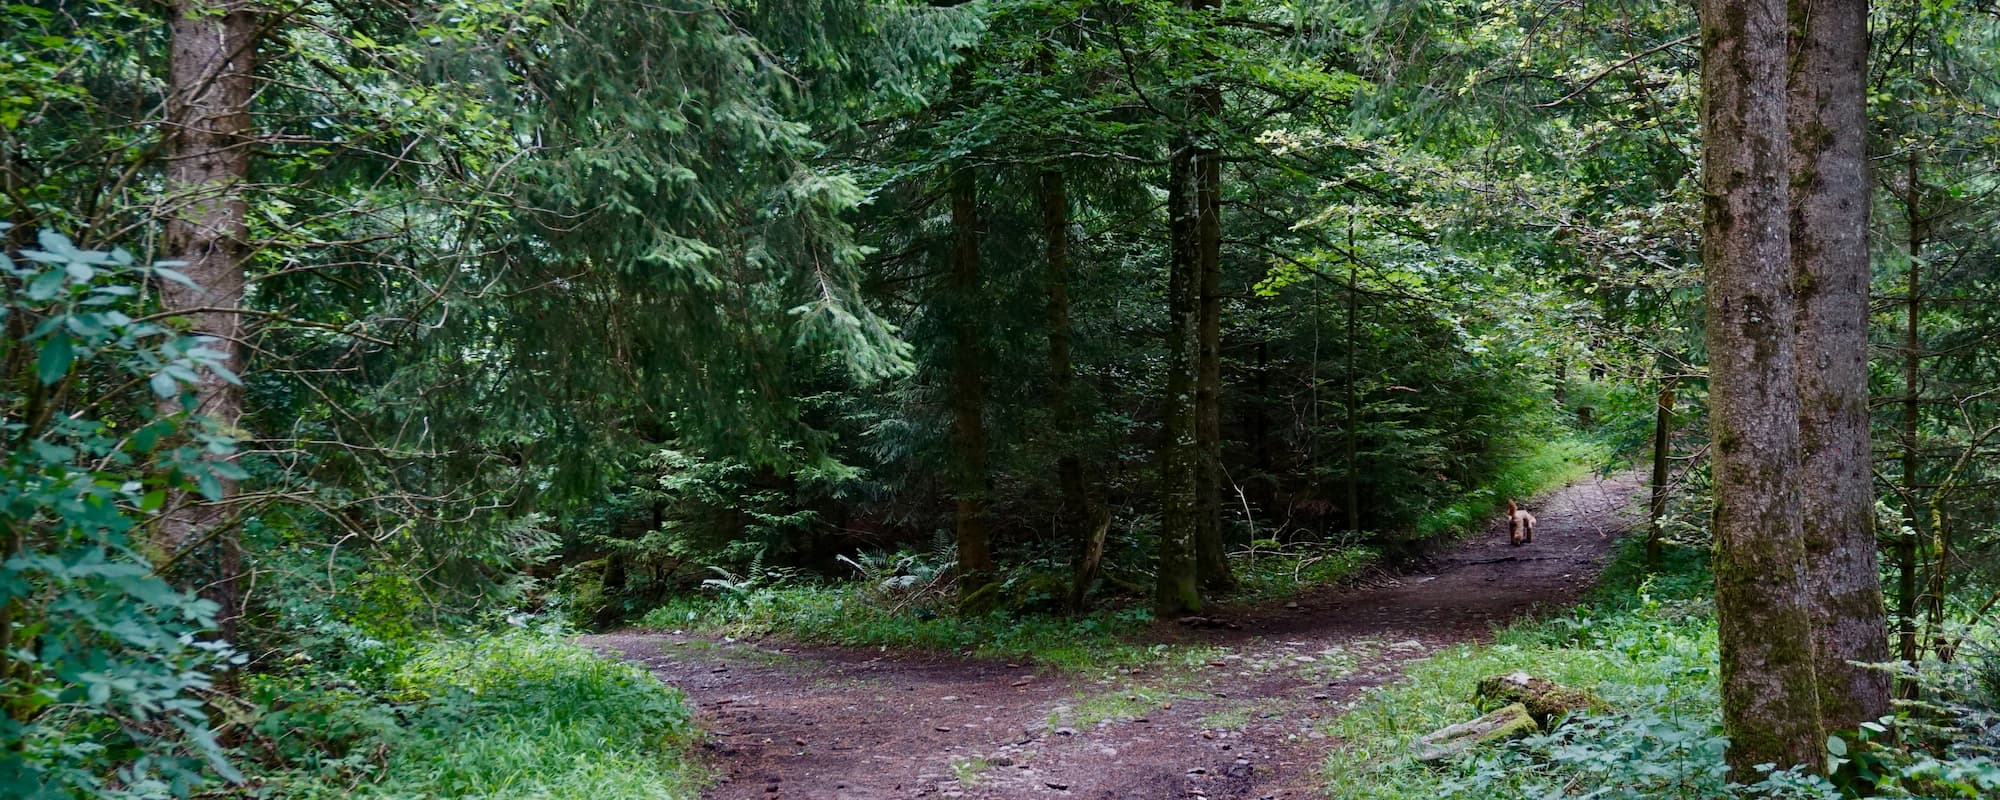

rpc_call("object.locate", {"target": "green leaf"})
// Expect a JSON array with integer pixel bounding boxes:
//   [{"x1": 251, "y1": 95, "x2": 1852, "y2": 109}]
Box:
[
  {"x1": 37, "y1": 334, "x2": 74, "y2": 384},
  {"x1": 196, "y1": 471, "x2": 224, "y2": 501},
  {"x1": 29, "y1": 440, "x2": 75, "y2": 464},
  {"x1": 27, "y1": 269, "x2": 64, "y2": 300},
  {"x1": 140, "y1": 489, "x2": 167, "y2": 512},
  {"x1": 151, "y1": 267, "x2": 198, "y2": 288},
  {"x1": 150, "y1": 371, "x2": 180, "y2": 399},
  {"x1": 1826, "y1": 734, "x2": 1847, "y2": 757}
]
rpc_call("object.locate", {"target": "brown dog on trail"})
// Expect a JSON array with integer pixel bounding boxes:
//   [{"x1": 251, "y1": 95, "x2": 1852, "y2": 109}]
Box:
[{"x1": 1507, "y1": 499, "x2": 1536, "y2": 546}]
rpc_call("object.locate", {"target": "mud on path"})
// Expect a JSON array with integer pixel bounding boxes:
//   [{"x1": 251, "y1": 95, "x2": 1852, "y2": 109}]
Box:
[{"x1": 585, "y1": 472, "x2": 1645, "y2": 800}]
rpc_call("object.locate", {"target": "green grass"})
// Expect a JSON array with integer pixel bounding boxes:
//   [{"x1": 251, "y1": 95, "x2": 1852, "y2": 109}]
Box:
[
  {"x1": 950, "y1": 756, "x2": 993, "y2": 784},
  {"x1": 255, "y1": 629, "x2": 703, "y2": 799},
  {"x1": 1236, "y1": 543, "x2": 1378, "y2": 603},
  {"x1": 1200, "y1": 703, "x2": 1256, "y2": 731},
  {"x1": 1318, "y1": 537, "x2": 1726, "y2": 799},
  {"x1": 638, "y1": 587, "x2": 1210, "y2": 672},
  {"x1": 1414, "y1": 435, "x2": 1614, "y2": 541}
]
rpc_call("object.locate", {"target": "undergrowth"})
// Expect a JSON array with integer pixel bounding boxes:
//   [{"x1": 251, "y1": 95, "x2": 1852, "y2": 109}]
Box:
[
  {"x1": 1318, "y1": 536, "x2": 2000, "y2": 799},
  {"x1": 631, "y1": 435, "x2": 1607, "y2": 673},
  {"x1": 639, "y1": 589, "x2": 1177, "y2": 671},
  {"x1": 1320, "y1": 537, "x2": 1729, "y2": 799},
  {"x1": 246, "y1": 627, "x2": 702, "y2": 799}
]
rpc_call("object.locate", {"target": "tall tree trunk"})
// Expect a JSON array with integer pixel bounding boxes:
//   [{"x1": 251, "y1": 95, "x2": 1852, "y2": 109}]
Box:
[
  {"x1": 1343, "y1": 219, "x2": 1360, "y2": 536},
  {"x1": 1646, "y1": 377, "x2": 1674, "y2": 567},
  {"x1": 948, "y1": 166, "x2": 994, "y2": 609},
  {"x1": 160, "y1": 0, "x2": 257, "y2": 643},
  {"x1": 1041, "y1": 169, "x2": 1109, "y2": 610},
  {"x1": 1898, "y1": 151, "x2": 1923, "y2": 670},
  {"x1": 1157, "y1": 131, "x2": 1202, "y2": 617},
  {"x1": 1701, "y1": 0, "x2": 1826, "y2": 776},
  {"x1": 1192, "y1": 34, "x2": 1232, "y2": 591},
  {"x1": 1788, "y1": 0, "x2": 1891, "y2": 732}
]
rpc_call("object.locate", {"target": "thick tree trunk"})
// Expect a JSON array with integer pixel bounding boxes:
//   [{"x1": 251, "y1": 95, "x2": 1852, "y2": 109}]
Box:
[
  {"x1": 1788, "y1": 0, "x2": 1891, "y2": 732},
  {"x1": 948, "y1": 166, "x2": 993, "y2": 608},
  {"x1": 1701, "y1": 0, "x2": 1826, "y2": 776},
  {"x1": 1647, "y1": 378, "x2": 1674, "y2": 567},
  {"x1": 160, "y1": 0, "x2": 257, "y2": 641},
  {"x1": 1157, "y1": 131, "x2": 1203, "y2": 617},
  {"x1": 1192, "y1": 52, "x2": 1233, "y2": 592}
]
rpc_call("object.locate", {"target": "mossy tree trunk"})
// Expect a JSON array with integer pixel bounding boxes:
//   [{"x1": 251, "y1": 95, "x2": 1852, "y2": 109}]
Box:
[
  {"x1": 1788, "y1": 0, "x2": 1891, "y2": 731},
  {"x1": 1701, "y1": 0, "x2": 1826, "y2": 776},
  {"x1": 1157, "y1": 100, "x2": 1203, "y2": 618}
]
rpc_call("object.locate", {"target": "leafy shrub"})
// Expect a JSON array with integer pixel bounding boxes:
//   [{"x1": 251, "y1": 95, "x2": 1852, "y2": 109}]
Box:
[{"x1": 1, "y1": 229, "x2": 246, "y2": 798}]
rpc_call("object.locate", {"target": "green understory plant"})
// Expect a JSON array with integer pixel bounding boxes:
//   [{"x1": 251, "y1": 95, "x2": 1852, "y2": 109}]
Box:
[{"x1": 0, "y1": 228, "x2": 247, "y2": 798}]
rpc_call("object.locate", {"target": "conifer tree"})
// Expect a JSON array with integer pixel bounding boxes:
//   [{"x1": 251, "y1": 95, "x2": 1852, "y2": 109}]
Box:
[{"x1": 1701, "y1": 0, "x2": 1826, "y2": 775}]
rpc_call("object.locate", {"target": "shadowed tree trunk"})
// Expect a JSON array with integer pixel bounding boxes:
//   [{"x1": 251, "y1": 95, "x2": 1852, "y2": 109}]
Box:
[
  {"x1": 1041, "y1": 168, "x2": 1110, "y2": 610},
  {"x1": 159, "y1": 0, "x2": 258, "y2": 643},
  {"x1": 1897, "y1": 150, "x2": 1924, "y2": 672},
  {"x1": 948, "y1": 165, "x2": 993, "y2": 609},
  {"x1": 1191, "y1": 4, "x2": 1233, "y2": 591},
  {"x1": 1701, "y1": 0, "x2": 1826, "y2": 776},
  {"x1": 1344, "y1": 219, "x2": 1360, "y2": 536},
  {"x1": 1157, "y1": 117, "x2": 1203, "y2": 618},
  {"x1": 1788, "y1": 0, "x2": 1891, "y2": 732},
  {"x1": 1646, "y1": 377, "x2": 1674, "y2": 567}
]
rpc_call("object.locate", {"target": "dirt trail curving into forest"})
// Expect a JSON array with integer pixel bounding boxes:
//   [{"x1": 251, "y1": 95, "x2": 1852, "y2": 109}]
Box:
[{"x1": 586, "y1": 472, "x2": 1645, "y2": 800}]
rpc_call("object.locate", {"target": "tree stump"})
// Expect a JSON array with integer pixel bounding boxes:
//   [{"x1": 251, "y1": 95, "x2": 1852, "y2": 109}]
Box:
[{"x1": 1474, "y1": 672, "x2": 1606, "y2": 726}]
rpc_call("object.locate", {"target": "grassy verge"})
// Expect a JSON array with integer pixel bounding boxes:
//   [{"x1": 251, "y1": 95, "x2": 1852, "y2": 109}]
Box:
[
  {"x1": 638, "y1": 589, "x2": 1203, "y2": 672},
  {"x1": 1235, "y1": 543, "x2": 1378, "y2": 603},
  {"x1": 248, "y1": 628, "x2": 703, "y2": 799},
  {"x1": 1318, "y1": 538, "x2": 1726, "y2": 799}
]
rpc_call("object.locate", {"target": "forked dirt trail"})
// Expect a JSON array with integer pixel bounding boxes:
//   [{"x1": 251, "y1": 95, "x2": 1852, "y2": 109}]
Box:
[{"x1": 587, "y1": 472, "x2": 1644, "y2": 800}]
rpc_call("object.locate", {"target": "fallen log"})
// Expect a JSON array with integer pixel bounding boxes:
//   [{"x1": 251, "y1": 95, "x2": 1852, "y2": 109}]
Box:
[{"x1": 1411, "y1": 703, "x2": 1538, "y2": 763}]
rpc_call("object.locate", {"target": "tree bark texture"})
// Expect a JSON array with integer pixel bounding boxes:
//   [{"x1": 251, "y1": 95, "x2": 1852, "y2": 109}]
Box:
[
  {"x1": 161, "y1": 0, "x2": 257, "y2": 639},
  {"x1": 1701, "y1": 0, "x2": 1826, "y2": 776},
  {"x1": 1898, "y1": 151, "x2": 1923, "y2": 670},
  {"x1": 948, "y1": 166, "x2": 994, "y2": 607},
  {"x1": 1157, "y1": 130, "x2": 1203, "y2": 616},
  {"x1": 1191, "y1": 35, "x2": 1232, "y2": 592},
  {"x1": 1787, "y1": 0, "x2": 1891, "y2": 731}
]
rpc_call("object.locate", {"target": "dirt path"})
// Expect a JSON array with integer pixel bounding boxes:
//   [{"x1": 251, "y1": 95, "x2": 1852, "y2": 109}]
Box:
[{"x1": 586, "y1": 472, "x2": 1644, "y2": 800}]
